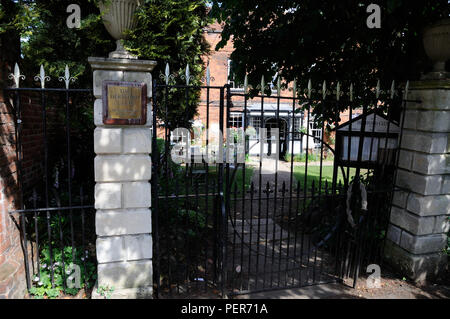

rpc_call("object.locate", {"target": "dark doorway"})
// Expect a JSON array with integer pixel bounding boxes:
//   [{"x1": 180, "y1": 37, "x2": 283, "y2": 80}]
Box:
[{"x1": 265, "y1": 118, "x2": 287, "y2": 159}]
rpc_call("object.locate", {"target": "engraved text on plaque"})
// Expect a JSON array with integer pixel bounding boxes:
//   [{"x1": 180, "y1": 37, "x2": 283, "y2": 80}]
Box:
[{"x1": 102, "y1": 81, "x2": 147, "y2": 125}]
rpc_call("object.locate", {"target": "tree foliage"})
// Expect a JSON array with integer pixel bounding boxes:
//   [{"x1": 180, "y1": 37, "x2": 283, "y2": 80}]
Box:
[
  {"x1": 0, "y1": 0, "x2": 29, "y2": 69},
  {"x1": 211, "y1": 0, "x2": 450, "y2": 122},
  {"x1": 1, "y1": 0, "x2": 114, "y2": 86},
  {"x1": 1, "y1": 0, "x2": 211, "y2": 129},
  {"x1": 125, "y1": 0, "x2": 211, "y2": 130}
]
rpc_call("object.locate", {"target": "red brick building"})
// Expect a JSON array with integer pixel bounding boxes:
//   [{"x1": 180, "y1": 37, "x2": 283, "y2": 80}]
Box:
[
  {"x1": 194, "y1": 22, "x2": 325, "y2": 159},
  {"x1": 159, "y1": 22, "x2": 362, "y2": 161}
]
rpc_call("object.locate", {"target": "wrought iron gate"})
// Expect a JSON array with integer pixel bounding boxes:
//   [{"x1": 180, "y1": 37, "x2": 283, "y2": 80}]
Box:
[
  {"x1": 151, "y1": 72, "x2": 229, "y2": 297},
  {"x1": 151, "y1": 67, "x2": 406, "y2": 298},
  {"x1": 3, "y1": 64, "x2": 96, "y2": 297}
]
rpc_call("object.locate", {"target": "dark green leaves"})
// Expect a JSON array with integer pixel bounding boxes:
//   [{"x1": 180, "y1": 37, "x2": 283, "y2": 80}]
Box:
[{"x1": 209, "y1": 0, "x2": 449, "y2": 122}]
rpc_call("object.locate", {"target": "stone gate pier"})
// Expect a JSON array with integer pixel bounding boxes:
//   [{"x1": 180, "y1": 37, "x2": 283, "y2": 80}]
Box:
[
  {"x1": 88, "y1": 57, "x2": 156, "y2": 298},
  {"x1": 385, "y1": 80, "x2": 449, "y2": 282}
]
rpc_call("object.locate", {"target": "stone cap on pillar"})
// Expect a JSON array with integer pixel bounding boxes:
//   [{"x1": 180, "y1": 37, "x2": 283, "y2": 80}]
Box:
[
  {"x1": 88, "y1": 57, "x2": 157, "y2": 72},
  {"x1": 407, "y1": 79, "x2": 450, "y2": 90}
]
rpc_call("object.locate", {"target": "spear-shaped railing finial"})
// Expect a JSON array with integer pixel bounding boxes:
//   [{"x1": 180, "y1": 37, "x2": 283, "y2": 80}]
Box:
[
  {"x1": 321, "y1": 80, "x2": 327, "y2": 100},
  {"x1": 206, "y1": 64, "x2": 211, "y2": 86},
  {"x1": 58, "y1": 65, "x2": 76, "y2": 89},
  {"x1": 389, "y1": 80, "x2": 396, "y2": 99},
  {"x1": 160, "y1": 62, "x2": 175, "y2": 85},
  {"x1": 307, "y1": 79, "x2": 312, "y2": 99},
  {"x1": 403, "y1": 80, "x2": 410, "y2": 100},
  {"x1": 376, "y1": 79, "x2": 381, "y2": 99},
  {"x1": 8, "y1": 63, "x2": 25, "y2": 88},
  {"x1": 257, "y1": 75, "x2": 269, "y2": 96},
  {"x1": 336, "y1": 82, "x2": 341, "y2": 101},
  {"x1": 349, "y1": 83, "x2": 354, "y2": 102},
  {"x1": 34, "y1": 65, "x2": 51, "y2": 89},
  {"x1": 165, "y1": 63, "x2": 170, "y2": 85},
  {"x1": 291, "y1": 78, "x2": 297, "y2": 98},
  {"x1": 185, "y1": 64, "x2": 190, "y2": 85},
  {"x1": 201, "y1": 63, "x2": 215, "y2": 86},
  {"x1": 244, "y1": 74, "x2": 248, "y2": 94},
  {"x1": 260, "y1": 75, "x2": 265, "y2": 95},
  {"x1": 180, "y1": 64, "x2": 194, "y2": 86},
  {"x1": 277, "y1": 76, "x2": 281, "y2": 97}
]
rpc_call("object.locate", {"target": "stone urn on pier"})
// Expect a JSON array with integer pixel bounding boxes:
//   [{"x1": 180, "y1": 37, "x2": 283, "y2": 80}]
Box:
[
  {"x1": 98, "y1": 0, "x2": 141, "y2": 59},
  {"x1": 422, "y1": 18, "x2": 450, "y2": 79}
]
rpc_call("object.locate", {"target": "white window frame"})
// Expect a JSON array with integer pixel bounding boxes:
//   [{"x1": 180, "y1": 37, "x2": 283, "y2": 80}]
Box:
[
  {"x1": 229, "y1": 112, "x2": 243, "y2": 128},
  {"x1": 308, "y1": 119, "x2": 322, "y2": 148},
  {"x1": 293, "y1": 116, "x2": 302, "y2": 140}
]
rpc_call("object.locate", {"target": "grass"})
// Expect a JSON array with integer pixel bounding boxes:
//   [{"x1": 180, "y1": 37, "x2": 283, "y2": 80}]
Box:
[
  {"x1": 285, "y1": 152, "x2": 320, "y2": 162},
  {"x1": 206, "y1": 165, "x2": 254, "y2": 193},
  {"x1": 284, "y1": 152, "x2": 334, "y2": 163},
  {"x1": 170, "y1": 165, "x2": 253, "y2": 213},
  {"x1": 230, "y1": 165, "x2": 254, "y2": 191},
  {"x1": 293, "y1": 165, "x2": 364, "y2": 191}
]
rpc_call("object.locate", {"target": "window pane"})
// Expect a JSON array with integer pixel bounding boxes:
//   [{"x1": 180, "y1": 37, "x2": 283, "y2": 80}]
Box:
[
  {"x1": 229, "y1": 113, "x2": 243, "y2": 128},
  {"x1": 293, "y1": 117, "x2": 301, "y2": 139}
]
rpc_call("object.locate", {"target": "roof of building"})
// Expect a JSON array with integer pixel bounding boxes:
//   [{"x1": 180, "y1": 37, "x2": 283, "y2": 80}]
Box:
[
  {"x1": 247, "y1": 103, "x2": 298, "y2": 112},
  {"x1": 336, "y1": 109, "x2": 400, "y2": 133}
]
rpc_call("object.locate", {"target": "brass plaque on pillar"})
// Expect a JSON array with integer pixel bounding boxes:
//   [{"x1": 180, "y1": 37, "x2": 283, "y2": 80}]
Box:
[{"x1": 102, "y1": 81, "x2": 147, "y2": 125}]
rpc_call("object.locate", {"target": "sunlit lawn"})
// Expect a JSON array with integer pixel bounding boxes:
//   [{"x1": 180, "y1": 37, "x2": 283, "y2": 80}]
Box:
[
  {"x1": 206, "y1": 165, "x2": 254, "y2": 192},
  {"x1": 293, "y1": 165, "x2": 363, "y2": 191}
]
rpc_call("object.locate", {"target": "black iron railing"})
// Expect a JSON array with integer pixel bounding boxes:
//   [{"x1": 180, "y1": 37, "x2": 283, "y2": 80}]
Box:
[
  {"x1": 4, "y1": 64, "x2": 96, "y2": 298},
  {"x1": 151, "y1": 65, "x2": 409, "y2": 297}
]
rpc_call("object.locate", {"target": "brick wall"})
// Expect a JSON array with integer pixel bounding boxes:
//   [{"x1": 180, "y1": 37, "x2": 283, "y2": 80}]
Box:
[
  {"x1": 157, "y1": 22, "x2": 359, "y2": 150},
  {"x1": 0, "y1": 61, "x2": 27, "y2": 297},
  {"x1": 0, "y1": 61, "x2": 55, "y2": 298},
  {"x1": 18, "y1": 92, "x2": 48, "y2": 197}
]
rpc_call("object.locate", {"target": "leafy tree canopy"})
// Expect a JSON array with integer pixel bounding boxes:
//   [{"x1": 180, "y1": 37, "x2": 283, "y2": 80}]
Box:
[
  {"x1": 211, "y1": 0, "x2": 449, "y2": 121},
  {"x1": 1, "y1": 0, "x2": 210, "y2": 85},
  {"x1": 1, "y1": 0, "x2": 211, "y2": 128},
  {"x1": 125, "y1": 0, "x2": 211, "y2": 129}
]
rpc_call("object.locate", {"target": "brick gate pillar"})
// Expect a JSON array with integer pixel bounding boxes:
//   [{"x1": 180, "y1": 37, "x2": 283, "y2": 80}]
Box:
[
  {"x1": 385, "y1": 80, "x2": 449, "y2": 283},
  {"x1": 88, "y1": 57, "x2": 156, "y2": 298}
]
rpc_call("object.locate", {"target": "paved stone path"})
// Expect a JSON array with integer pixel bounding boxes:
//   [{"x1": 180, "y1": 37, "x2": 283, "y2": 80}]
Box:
[
  {"x1": 225, "y1": 162, "x2": 338, "y2": 293},
  {"x1": 249, "y1": 160, "x2": 295, "y2": 192},
  {"x1": 228, "y1": 218, "x2": 288, "y2": 244}
]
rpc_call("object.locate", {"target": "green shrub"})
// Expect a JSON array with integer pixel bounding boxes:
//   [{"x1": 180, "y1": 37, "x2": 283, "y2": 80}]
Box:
[
  {"x1": 29, "y1": 246, "x2": 96, "y2": 299},
  {"x1": 284, "y1": 152, "x2": 321, "y2": 162}
]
